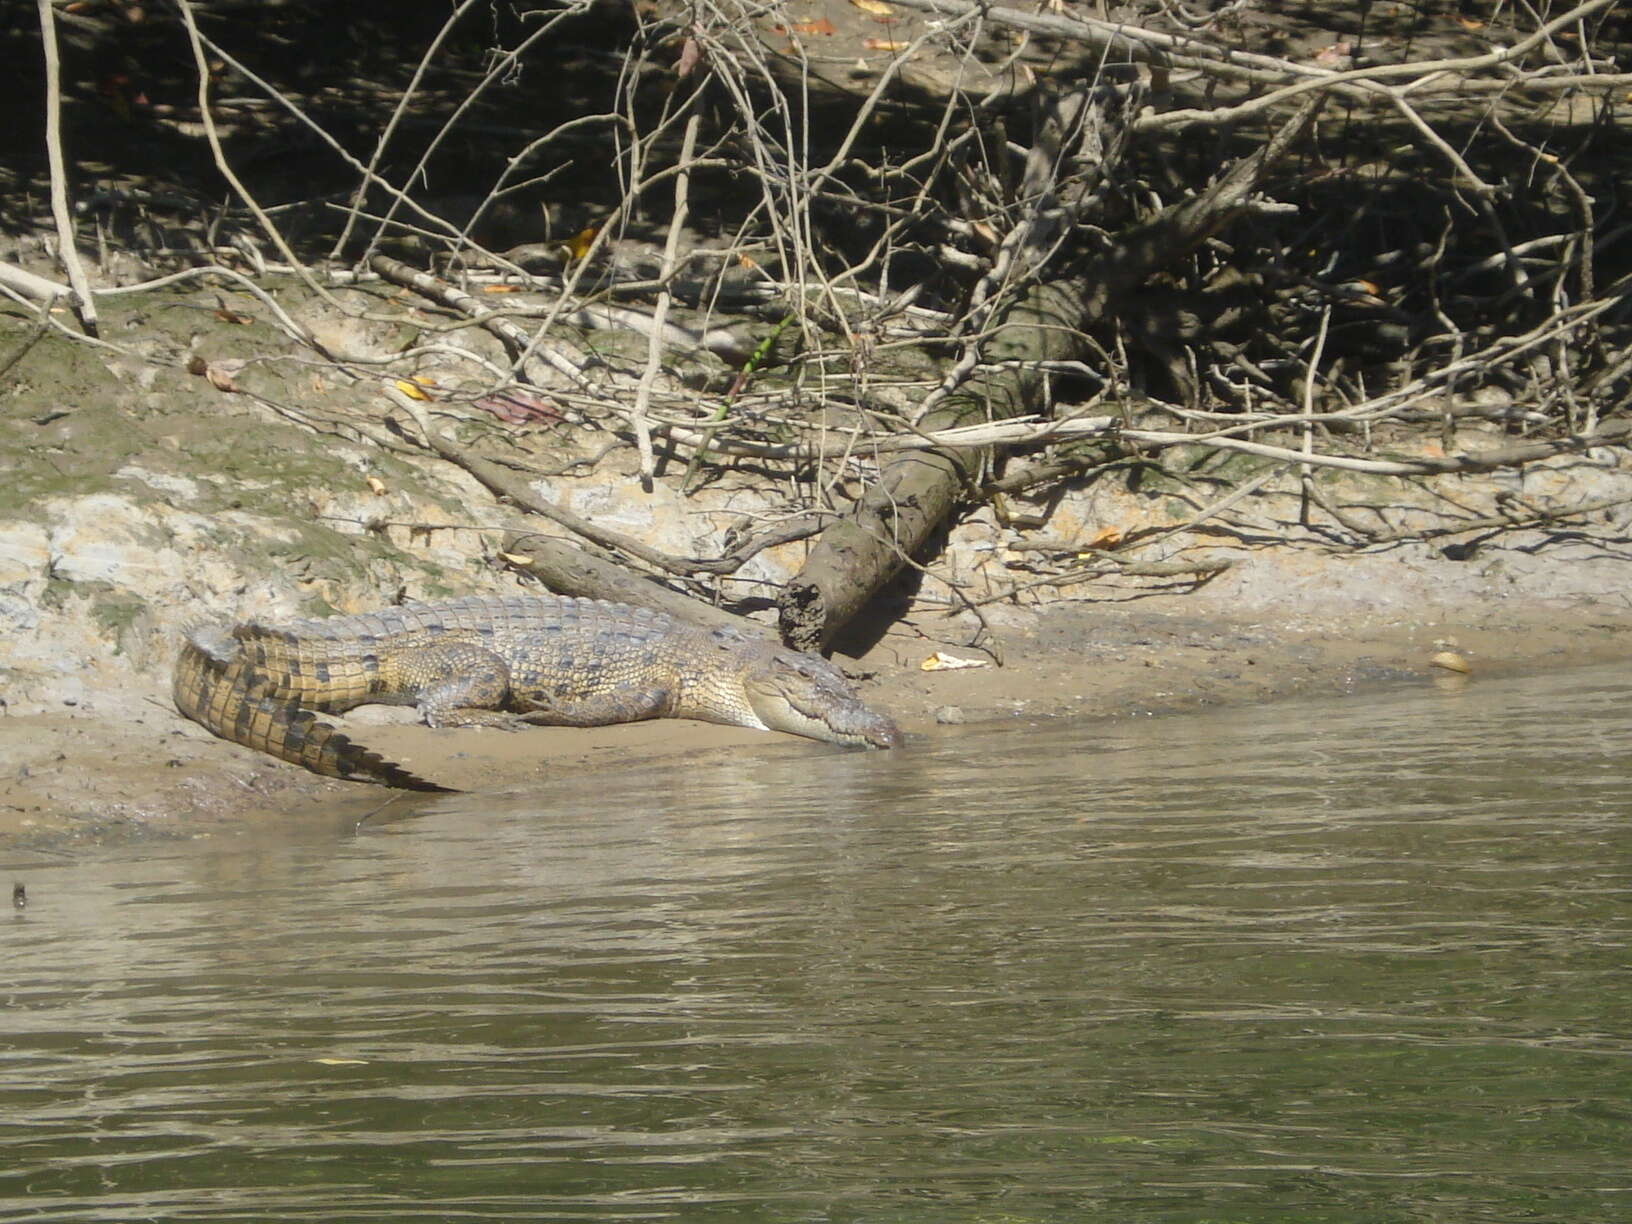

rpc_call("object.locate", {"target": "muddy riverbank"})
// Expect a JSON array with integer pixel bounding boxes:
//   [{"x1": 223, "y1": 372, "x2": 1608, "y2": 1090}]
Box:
[
  {"x1": 4, "y1": 589, "x2": 1630, "y2": 856},
  {"x1": 6, "y1": 282, "x2": 1632, "y2": 855}
]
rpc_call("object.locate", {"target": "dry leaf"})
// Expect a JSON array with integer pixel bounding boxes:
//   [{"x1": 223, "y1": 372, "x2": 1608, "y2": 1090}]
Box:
[
  {"x1": 481, "y1": 283, "x2": 522, "y2": 294},
  {"x1": 312, "y1": 1058, "x2": 369, "y2": 1066},
  {"x1": 498, "y1": 551, "x2": 533, "y2": 566},
  {"x1": 1313, "y1": 39, "x2": 1352, "y2": 66},
  {"x1": 1084, "y1": 526, "x2": 1123, "y2": 550},
  {"x1": 921, "y1": 651, "x2": 989, "y2": 672},
  {"x1": 676, "y1": 34, "x2": 702, "y2": 78},
  {"x1": 850, "y1": 0, "x2": 895, "y2": 12},
  {"x1": 471, "y1": 389, "x2": 562, "y2": 425},
  {"x1": 205, "y1": 364, "x2": 239, "y2": 393},
  {"x1": 365, "y1": 476, "x2": 388, "y2": 496},
  {"x1": 792, "y1": 17, "x2": 837, "y2": 36},
  {"x1": 863, "y1": 37, "x2": 907, "y2": 51}
]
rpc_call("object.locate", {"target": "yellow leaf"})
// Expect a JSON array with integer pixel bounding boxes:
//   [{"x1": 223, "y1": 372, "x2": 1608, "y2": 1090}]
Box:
[
  {"x1": 561, "y1": 224, "x2": 600, "y2": 263},
  {"x1": 393, "y1": 379, "x2": 429, "y2": 401},
  {"x1": 851, "y1": 0, "x2": 895, "y2": 12}
]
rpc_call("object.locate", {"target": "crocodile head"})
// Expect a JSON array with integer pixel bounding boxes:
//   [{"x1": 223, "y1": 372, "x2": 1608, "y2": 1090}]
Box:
[{"x1": 741, "y1": 646, "x2": 900, "y2": 749}]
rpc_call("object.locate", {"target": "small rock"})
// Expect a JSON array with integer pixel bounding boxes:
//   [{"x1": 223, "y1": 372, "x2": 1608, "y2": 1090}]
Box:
[{"x1": 933, "y1": 706, "x2": 966, "y2": 725}]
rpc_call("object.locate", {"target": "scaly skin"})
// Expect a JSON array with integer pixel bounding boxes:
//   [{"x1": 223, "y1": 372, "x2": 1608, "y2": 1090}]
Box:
[{"x1": 173, "y1": 595, "x2": 898, "y2": 790}]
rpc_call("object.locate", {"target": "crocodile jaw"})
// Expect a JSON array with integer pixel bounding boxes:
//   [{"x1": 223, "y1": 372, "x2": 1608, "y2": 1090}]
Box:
[{"x1": 743, "y1": 650, "x2": 900, "y2": 749}]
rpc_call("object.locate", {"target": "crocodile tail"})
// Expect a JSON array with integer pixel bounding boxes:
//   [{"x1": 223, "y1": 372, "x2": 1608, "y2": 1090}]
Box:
[{"x1": 174, "y1": 629, "x2": 452, "y2": 792}]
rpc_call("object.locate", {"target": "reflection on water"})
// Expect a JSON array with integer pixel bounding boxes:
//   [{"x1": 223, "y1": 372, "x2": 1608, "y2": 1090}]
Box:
[{"x1": 3, "y1": 667, "x2": 1630, "y2": 1221}]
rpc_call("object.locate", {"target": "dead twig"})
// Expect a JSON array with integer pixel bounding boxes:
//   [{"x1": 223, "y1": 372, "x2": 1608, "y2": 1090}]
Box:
[
  {"x1": 173, "y1": 0, "x2": 343, "y2": 314},
  {"x1": 1363, "y1": 493, "x2": 1632, "y2": 546},
  {"x1": 35, "y1": 0, "x2": 96, "y2": 335},
  {"x1": 368, "y1": 253, "x2": 593, "y2": 391},
  {"x1": 973, "y1": 555, "x2": 1236, "y2": 607},
  {"x1": 630, "y1": 108, "x2": 702, "y2": 491}
]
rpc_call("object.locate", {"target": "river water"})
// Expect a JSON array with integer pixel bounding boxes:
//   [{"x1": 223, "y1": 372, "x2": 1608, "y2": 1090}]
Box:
[{"x1": 2, "y1": 667, "x2": 1629, "y2": 1222}]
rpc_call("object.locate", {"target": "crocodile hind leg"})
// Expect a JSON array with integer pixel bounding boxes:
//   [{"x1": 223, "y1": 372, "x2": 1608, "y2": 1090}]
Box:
[{"x1": 392, "y1": 642, "x2": 520, "y2": 729}]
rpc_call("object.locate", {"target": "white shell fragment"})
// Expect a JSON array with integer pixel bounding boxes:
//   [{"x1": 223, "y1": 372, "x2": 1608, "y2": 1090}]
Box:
[
  {"x1": 1429, "y1": 651, "x2": 1472, "y2": 674},
  {"x1": 921, "y1": 651, "x2": 990, "y2": 672}
]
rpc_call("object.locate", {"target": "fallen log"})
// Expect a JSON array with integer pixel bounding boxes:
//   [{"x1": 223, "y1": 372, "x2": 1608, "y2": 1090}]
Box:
[{"x1": 779, "y1": 92, "x2": 1326, "y2": 651}]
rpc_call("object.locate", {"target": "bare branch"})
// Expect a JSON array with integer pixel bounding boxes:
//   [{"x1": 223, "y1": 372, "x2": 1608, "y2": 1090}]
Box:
[{"x1": 35, "y1": 0, "x2": 97, "y2": 335}]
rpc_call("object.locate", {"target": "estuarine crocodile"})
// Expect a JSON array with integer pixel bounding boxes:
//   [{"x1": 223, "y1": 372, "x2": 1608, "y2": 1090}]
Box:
[{"x1": 173, "y1": 594, "x2": 899, "y2": 791}]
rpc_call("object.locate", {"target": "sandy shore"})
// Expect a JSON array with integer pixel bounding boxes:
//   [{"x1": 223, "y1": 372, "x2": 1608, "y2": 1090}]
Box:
[{"x1": 5, "y1": 592, "x2": 1627, "y2": 857}]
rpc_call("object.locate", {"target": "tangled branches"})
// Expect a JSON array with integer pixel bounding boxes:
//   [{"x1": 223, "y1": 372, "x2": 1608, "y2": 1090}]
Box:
[{"x1": 7, "y1": 0, "x2": 1632, "y2": 642}]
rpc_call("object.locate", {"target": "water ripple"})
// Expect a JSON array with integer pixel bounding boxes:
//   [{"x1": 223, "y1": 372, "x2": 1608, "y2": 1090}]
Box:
[{"x1": 3, "y1": 667, "x2": 1631, "y2": 1220}]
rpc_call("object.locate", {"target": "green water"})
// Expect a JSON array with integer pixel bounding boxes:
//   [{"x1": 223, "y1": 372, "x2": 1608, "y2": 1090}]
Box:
[{"x1": 3, "y1": 667, "x2": 1629, "y2": 1221}]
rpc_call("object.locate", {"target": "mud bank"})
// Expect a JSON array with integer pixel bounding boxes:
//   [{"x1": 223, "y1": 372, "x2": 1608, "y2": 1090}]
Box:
[{"x1": 4, "y1": 591, "x2": 1629, "y2": 857}]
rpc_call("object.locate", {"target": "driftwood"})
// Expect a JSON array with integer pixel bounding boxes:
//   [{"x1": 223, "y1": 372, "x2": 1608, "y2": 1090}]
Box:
[
  {"x1": 499, "y1": 533, "x2": 754, "y2": 633},
  {"x1": 778, "y1": 93, "x2": 1326, "y2": 651}
]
